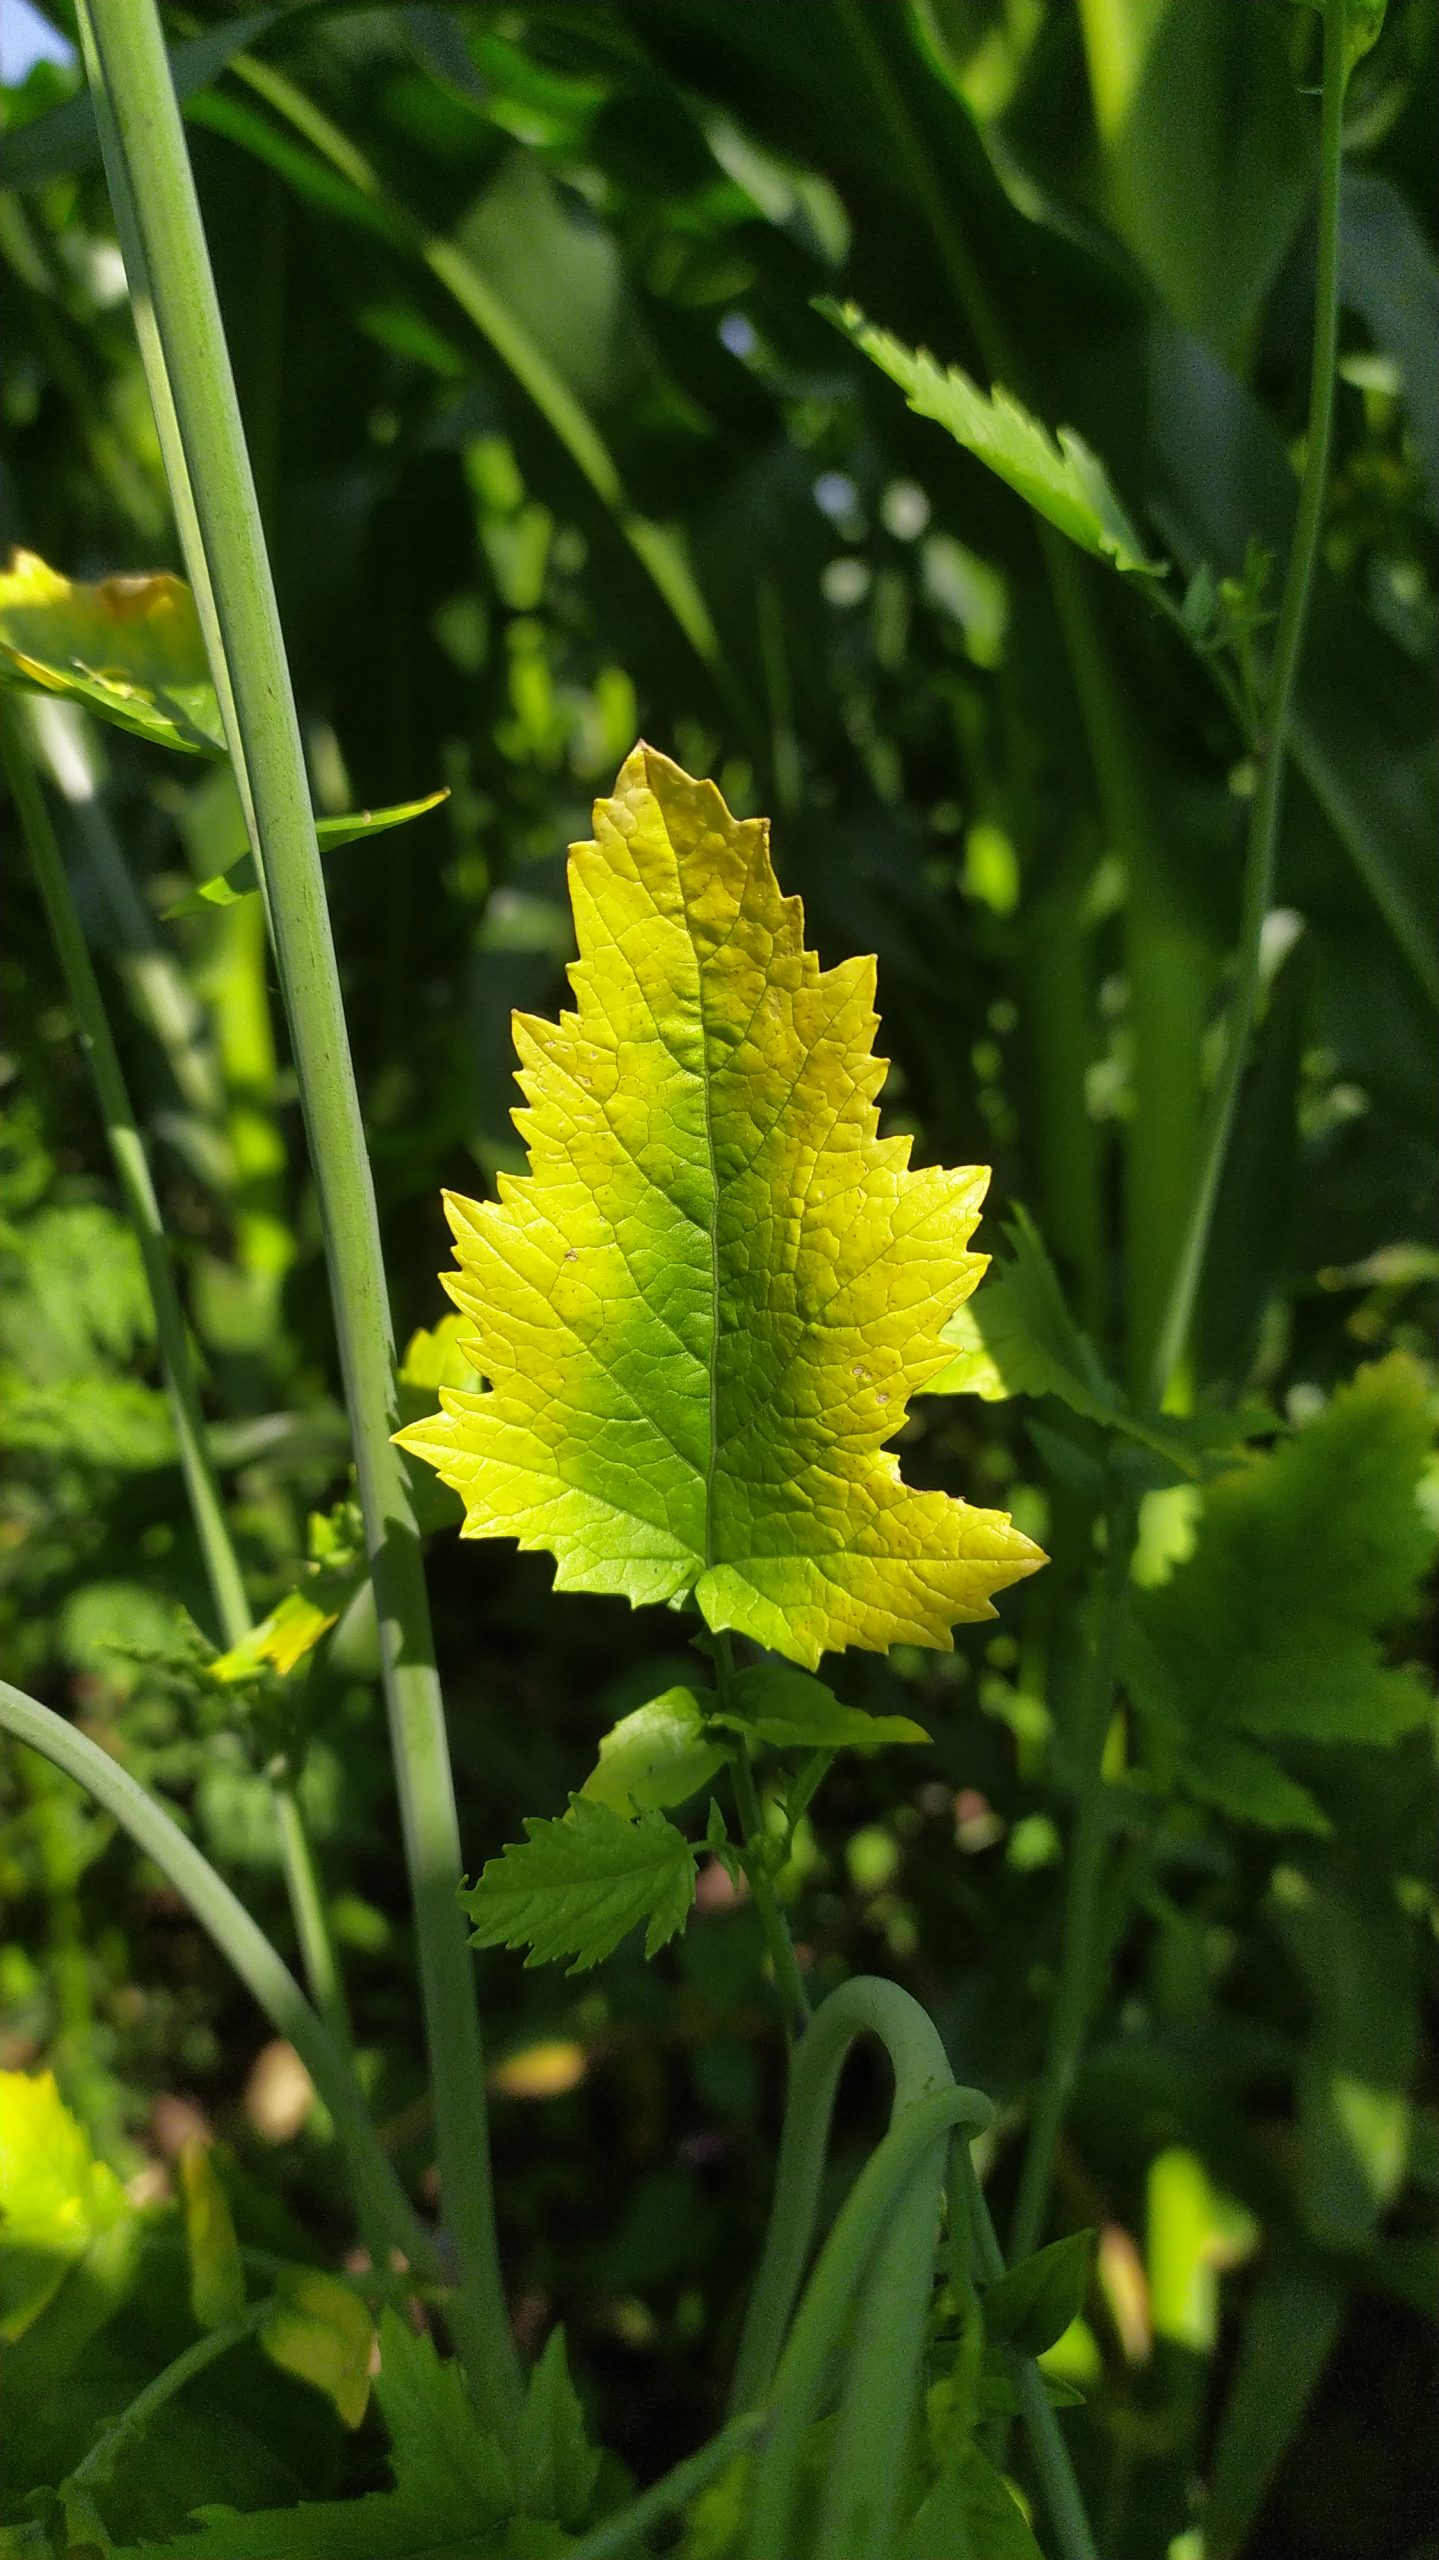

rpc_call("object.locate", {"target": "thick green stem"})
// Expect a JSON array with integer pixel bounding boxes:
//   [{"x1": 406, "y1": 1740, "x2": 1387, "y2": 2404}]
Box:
[
  {"x1": 0, "y1": 1677, "x2": 429, "y2": 2280},
  {"x1": 79, "y1": 0, "x2": 517, "y2": 2431},
  {"x1": 1009, "y1": 1503, "x2": 1135, "y2": 2265},
  {"x1": 69, "y1": 2300, "x2": 270, "y2": 2489},
  {"x1": 1147, "y1": 0, "x2": 1352, "y2": 1403}
]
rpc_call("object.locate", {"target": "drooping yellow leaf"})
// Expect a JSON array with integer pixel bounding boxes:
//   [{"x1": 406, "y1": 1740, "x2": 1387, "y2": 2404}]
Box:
[
  {"x1": 397, "y1": 744, "x2": 1042, "y2": 1666},
  {"x1": 260, "y1": 2266, "x2": 374, "y2": 2429},
  {"x1": 0, "y1": 549, "x2": 225, "y2": 754}
]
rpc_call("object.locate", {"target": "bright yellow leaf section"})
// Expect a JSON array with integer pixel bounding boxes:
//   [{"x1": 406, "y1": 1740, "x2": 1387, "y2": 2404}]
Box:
[
  {"x1": 0, "y1": 549, "x2": 224, "y2": 754},
  {"x1": 397, "y1": 744, "x2": 1042, "y2": 1665}
]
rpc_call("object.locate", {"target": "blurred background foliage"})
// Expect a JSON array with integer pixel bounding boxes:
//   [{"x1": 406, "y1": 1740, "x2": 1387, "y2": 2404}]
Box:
[{"x1": 0, "y1": 4, "x2": 1435, "y2": 2554}]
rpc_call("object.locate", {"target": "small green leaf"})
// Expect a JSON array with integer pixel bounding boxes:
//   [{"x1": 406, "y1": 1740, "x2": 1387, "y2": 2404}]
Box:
[
  {"x1": 579, "y1": 1688, "x2": 728, "y2": 1814},
  {"x1": 712, "y1": 1661, "x2": 929, "y2": 1753},
  {"x1": 0, "y1": 550, "x2": 224, "y2": 753},
  {"x1": 163, "y1": 793, "x2": 449, "y2": 917},
  {"x1": 464, "y1": 1798, "x2": 697, "y2": 1972},
  {"x1": 826, "y1": 304, "x2": 1163, "y2": 577},
  {"x1": 897, "y1": 2441, "x2": 1044, "y2": 2559},
  {"x1": 179, "y1": 2141, "x2": 245, "y2": 2331},
  {"x1": 983, "y1": 2230, "x2": 1097, "y2": 2358},
  {"x1": 516, "y1": 2326, "x2": 601, "y2": 2527},
  {"x1": 260, "y1": 2267, "x2": 374, "y2": 2429}
]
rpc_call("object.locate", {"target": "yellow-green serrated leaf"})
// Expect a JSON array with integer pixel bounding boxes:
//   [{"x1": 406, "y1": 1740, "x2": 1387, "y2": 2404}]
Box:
[
  {"x1": 179, "y1": 2139, "x2": 245, "y2": 2331},
  {"x1": 0, "y1": 2068, "x2": 130, "y2": 2342},
  {"x1": 826, "y1": 304, "x2": 1163, "y2": 578},
  {"x1": 464, "y1": 1797, "x2": 697, "y2": 1973},
  {"x1": 260, "y1": 2266, "x2": 374, "y2": 2429},
  {"x1": 163, "y1": 792, "x2": 449, "y2": 918},
  {"x1": 0, "y1": 550, "x2": 225, "y2": 754},
  {"x1": 397, "y1": 744, "x2": 1043, "y2": 1666}
]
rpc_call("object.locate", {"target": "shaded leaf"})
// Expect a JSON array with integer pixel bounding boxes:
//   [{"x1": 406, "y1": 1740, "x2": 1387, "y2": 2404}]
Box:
[
  {"x1": 828, "y1": 304, "x2": 1162, "y2": 575},
  {"x1": 897, "y1": 2441, "x2": 1044, "y2": 2559},
  {"x1": 0, "y1": 551, "x2": 224, "y2": 754},
  {"x1": 515, "y1": 2328, "x2": 600, "y2": 2528},
  {"x1": 259, "y1": 2268, "x2": 374, "y2": 2431},
  {"x1": 983, "y1": 2230, "x2": 1096, "y2": 2359},
  {"x1": 464, "y1": 1798, "x2": 697, "y2": 1973},
  {"x1": 1124, "y1": 1355, "x2": 1436, "y2": 1817},
  {"x1": 396, "y1": 745, "x2": 1041, "y2": 1666},
  {"x1": 578, "y1": 1689, "x2": 727, "y2": 1815},
  {"x1": 163, "y1": 793, "x2": 450, "y2": 918},
  {"x1": 710, "y1": 1661, "x2": 929, "y2": 1753},
  {"x1": 178, "y1": 2143, "x2": 245, "y2": 2332}
]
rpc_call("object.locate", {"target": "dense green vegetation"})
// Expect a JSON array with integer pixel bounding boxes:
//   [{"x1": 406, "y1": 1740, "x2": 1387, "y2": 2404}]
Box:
[{"x1": 1, "y1": 4, "x2": 1435, "y2": 2555}]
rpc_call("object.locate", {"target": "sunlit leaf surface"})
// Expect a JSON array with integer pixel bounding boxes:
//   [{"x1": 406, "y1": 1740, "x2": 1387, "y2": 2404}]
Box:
[
  {"x1": 397, "y1": 744, "x2": 1042, "y2": 1665},
  {"x1": 0, "y1": 549, "x2": 225, "y2": 753}
]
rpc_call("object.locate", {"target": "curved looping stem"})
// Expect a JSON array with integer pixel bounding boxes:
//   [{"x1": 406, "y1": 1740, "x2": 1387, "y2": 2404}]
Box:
[
  {"x1": 728, "y1": 1974, "x2": 964, "y2": 2417},
  {"x1": 0, "y1": 1676, "x2": 431, "y2": 2285}
]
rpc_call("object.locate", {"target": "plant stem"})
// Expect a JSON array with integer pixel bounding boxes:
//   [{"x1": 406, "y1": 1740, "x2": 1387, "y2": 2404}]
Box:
[
  {"x1": 1146, "y1": 0, "x2": 1353, "y2": 1405},
  {"x1": 0, "y1": 1676, "x2": 429, "y2": 2281},
  {"x1": 0, "y1": 693, "x2": 248, "y2": 1654},
  {"x1": 716, "y1": 1640, "x2": 812, "y2": 2039},
  {"x1": 2, "y1": 694, "x2": 354, "y2": 2071},
  {"x1": 564, "y1": 2414, "x2": 769, "y2": 2560},
  {"x1": 729, "y1": 1974, "x2": 967, "y2": 2417},
  {"x1": 1009, "y1": 1499, "x2": 1135, "y2": 2266},
  {"x1": 68, "y1": 2299, "x2": 271, "y2": 2489},
  {"x1": 80, "y1": 0, "x2": 517, "y2": 2432}
]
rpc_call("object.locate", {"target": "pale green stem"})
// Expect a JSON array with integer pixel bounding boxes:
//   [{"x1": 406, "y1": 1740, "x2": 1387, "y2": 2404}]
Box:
[
  {"x1": 0, "y1": 1677, "x2": 430, "y2": 2279},
  {"x1": 79, "y1": 1, "x2": 517, "y2": 2431},
  {"x1": 1147, "y1": 0, "x2": 1353, "y2": 1404},
  {"x1": 69, "y1": 2300, "x2": 270, "y2": 2489}
]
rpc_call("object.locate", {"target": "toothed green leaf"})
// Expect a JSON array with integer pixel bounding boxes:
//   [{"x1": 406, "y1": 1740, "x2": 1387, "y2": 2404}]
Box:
[
  {"x1": 827, "y1": 304, "x2": 1163, "y2": 577},
  {"x1": 464, "y1": 1797, "x2": 697, "y2": 1973}
]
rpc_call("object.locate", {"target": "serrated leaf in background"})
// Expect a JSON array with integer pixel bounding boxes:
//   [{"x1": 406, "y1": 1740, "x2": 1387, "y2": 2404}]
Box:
[
  {"x1": 827, "y1": 305, "x2": 1162, "y2": 576},
  {"x1": 397, "y1": 744, "x2": 1042, "y2": 1665},
  {"x1": 1124, "y1": 1354, "x2": 1436, "y2": 1823},
  {"x1": 464, "y1": 1796, "x2": 697, "y2": 1973}
]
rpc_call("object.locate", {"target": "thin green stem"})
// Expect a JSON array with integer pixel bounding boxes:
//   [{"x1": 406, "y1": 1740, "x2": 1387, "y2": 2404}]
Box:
[
  {"x1": 717, "y1": 1642, "x2": 812, "y2": 2039},
  {"x1": 955, "y1": 2150, "x2": 1100, "y2": 2560},
  {"x1": 1009, "y1": 1500, "x2": 1136, "y2": 2266},
  {"x1": 1147, "y1": 0, "x2": 1353, "y2": 1405},
  {"x1": 0, "y1": 1677, "x2": 430, "y2": 2281},
  {"x1": 80, "y1": 0, "x2": 517, "y2": 2431},
  {"x1": 1, "y1": 693, "x2": 248, "y2": 1654},
  {"x1": 68, "y1": 2300, "x2": 270, "y2": 2488},
  {"x1": 3, "y1": 693, "x2": 355, "y2": 2081},
  {"x1": 563, "y1": 2414, "x2": 768, "y2": 2560}
]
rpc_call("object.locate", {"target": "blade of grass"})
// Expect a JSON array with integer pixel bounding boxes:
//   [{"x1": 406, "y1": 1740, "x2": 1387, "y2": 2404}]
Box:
[{"x1": 78, "y1": 0, "x2": 519, "y2": 2435}]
